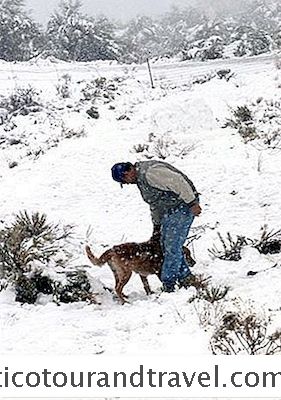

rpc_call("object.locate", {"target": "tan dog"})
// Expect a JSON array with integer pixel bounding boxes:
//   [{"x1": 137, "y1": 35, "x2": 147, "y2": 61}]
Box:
[{"x1": 85, "y1": 234, "x2": 195, "y2": 302}]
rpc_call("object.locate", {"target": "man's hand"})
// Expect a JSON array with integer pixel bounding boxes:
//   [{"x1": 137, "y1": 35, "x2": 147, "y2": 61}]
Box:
[{"x1": 190, "y1": 203, "x2": 202, "y2": 216}]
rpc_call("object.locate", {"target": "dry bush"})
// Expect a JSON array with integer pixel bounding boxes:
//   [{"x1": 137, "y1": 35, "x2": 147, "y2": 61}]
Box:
[
  {"x1": 132, "y1": 143, "x2": 149, "y2": 153},
  {"x1": 190, "y1": 284, "x2": 230, "y2": 304},
  {"x1": 0, "y1": 87, "x2": 42, "y2": 116},
  {"x1": 185, "y1": 273, "x2": 211, "y2": 291},
  {"x1": 209, "y1": 226, "x2": 281, "y2": 263},
  {"x1": 153, "y1": 137, "x2": 172, "y2": 159},
  {"x1": 190, "y1": 282, "x2": 230, "y2": 329},
  {"x1": 208, "y1": 232, "x2": 248, "y2": 261},
  {"x1": 132, "y1": 133, "x2": 195, "y2": 160},
  {"x1": 193, "y1": 298, "x2": 227, "y2": 329},
  {"x1": 251, "y1": 225, "x2": 281, "y2": 255},
  {"x1": 210, "y1": 311, "x2": 281, "y2": 355}
]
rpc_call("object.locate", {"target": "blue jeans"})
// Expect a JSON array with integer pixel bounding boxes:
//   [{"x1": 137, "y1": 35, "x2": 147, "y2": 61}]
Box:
[{"x1": 160, "y1": 204, "x2": 194, "y2": 291}]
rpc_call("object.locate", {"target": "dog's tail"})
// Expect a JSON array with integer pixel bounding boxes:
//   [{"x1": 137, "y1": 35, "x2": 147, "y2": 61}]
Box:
[{"x1": 85, "y1": 245, "x2": 111, "y2": 267}]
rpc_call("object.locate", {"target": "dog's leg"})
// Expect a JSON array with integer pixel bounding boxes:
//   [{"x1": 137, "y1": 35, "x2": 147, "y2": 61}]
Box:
[
  {"x1": 115, "y1": 271, "x2": 132, "y2": 303},
  {"x1": 184, "y1": 246, "x2": 196, "y2": 267},
  {"x1": 139, "y1": 275, "x2": 153, "y2": 295},
  {"x1": 112, "y1": 270, "x2": 120, "y2": 287},
  {"x1": 113, "y1": 270, "x2": 128, "y2": 300}
]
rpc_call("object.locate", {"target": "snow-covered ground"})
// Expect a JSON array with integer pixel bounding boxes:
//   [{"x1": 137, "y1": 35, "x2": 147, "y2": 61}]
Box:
[{"x1": 0, "y1": 54, "x2": 281, "y2": 362}]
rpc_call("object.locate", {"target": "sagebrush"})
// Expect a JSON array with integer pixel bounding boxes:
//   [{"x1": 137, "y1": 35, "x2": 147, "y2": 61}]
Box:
[
  {"x1": 211, "y1": 311, "x2": 281, "y2": 355},
  {"x1": 0, "y1": 211, "x2": 72, "y2": 283}
]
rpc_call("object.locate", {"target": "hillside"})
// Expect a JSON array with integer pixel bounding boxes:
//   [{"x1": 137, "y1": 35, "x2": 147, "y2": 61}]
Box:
[{"x1": 0, "y1": 54, "x2": 281, "y2": 357}]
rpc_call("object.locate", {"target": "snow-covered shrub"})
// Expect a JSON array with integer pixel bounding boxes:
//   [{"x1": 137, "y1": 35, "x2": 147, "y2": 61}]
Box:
[
  {"x1": 15, "y1": 275, "x2": 39, "y2": 304},
  {"x1": 193, "y1": 299, "x2": 226, "y2": 329},
  {"x1": 31, "y1": 272, "x2": 54, "y2": 294},
  {"x1": 15, "y1": 272, "x2": 54, "y2": 304},
  {"x1": 182, "y1": 273, "x2": 210, "y2": 291},
  {"x1": 208, "y1": 232, "x2": 248, "y2": 261},
  {"x1": 132, "y1": 132, "x2": 195, "y2": 160},
  {"x1": 0, "y1": 211, "x2": 73, "y2": 284},
  {"x1": 216, "y1": 69, "x2": 234, "y2": 81},
  {"x1": 254, "y1": 99, "x2": 281, "y2": 149},
  {"x1": 210, "y1": 312, "x2": 281, "y2": 355},
  {"x1": 132, "y1": 143, "x2": 149, "y2": 153},
  {"x1": 224, "y1": 105, "x2": 259, "y2": 142},
  {"x1": 191, "y1": 72, "x2": 216, "y2": 85},
  {"x1": 61, "y1": 124, "x2": 87, "y2": 139},
  {"x1": 81, "y1": 77, "x2": 117, "y2": 103},
  {"x1": 192, "y1": 69, "x2": 233, "y2": 85},
  {"x1": 189, "y1": 282, "x2": 229, "y2": 328},
  {"x1": 0, "y1": 211, "x2": 99, "y2": 304},
  {"x1": 117, "y1": 114, "x2": 130, "y2": 121},
  {"x1": 0, "y1": 278, "x2": 8, "y2": 291},
  {"x1": 86, "y1": 107, "x2": 99, "y2": 119},
  {"x1": 8, "y1": 161, "x2": 18, "y2": 169},
  {"x1": 190, "y1": 284, "x2": 230, "y2": 304},
  {"x1": 250, "y1": 225, "x2": 281, "y2": 255},
  {"x1": 209, "y1": 226, "x2": 281, "y2": 263},
  {"x1": 56, "y1": 74, "x2": 72, "y2": 99},
  {"x1": 187, "y1": 36, "x2": 224, "y2": 61},
  {"x1": 232, "y1": 26, "x2": 272, "y2": 57},
  {"x1": 54, "y1": 270, "x2": 95, "y2": 304},
  {"x1": 0, "y1": 91, "x2": 92, "y2": 166},
  {"x1": 15, "y1": 268, "x2": 95, "y2": 305},
  {"x1": 152, "y1": 137, "x2": 172, "y2": 160},
  {"x1": 0, "y1": 107, "x2": 8, "y2": 124},
  {"x1": 225, "y1": 100, "x2": 281, "y2": 147},
  {"x1": 0, "y1": 87, "x2": 42, "y2": 116}
]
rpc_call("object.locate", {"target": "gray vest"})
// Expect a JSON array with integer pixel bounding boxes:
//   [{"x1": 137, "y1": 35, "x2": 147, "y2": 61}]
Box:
[{"x1": 135, "y1": 160, "x2": 198, "y2": 224}]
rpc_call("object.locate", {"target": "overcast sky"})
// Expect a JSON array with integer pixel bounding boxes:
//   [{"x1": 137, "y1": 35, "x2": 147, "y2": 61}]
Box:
[
  {"x1": 24, "y1": 0, "x2": 245, "y2": 25},
  {"x1": 25, "y1": 0, "x2": 193, "y2": 24}
]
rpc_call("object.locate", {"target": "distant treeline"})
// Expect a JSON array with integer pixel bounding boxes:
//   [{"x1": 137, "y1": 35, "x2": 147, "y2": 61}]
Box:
[{"x1": 0, "y1": 0, "x2": 280, "y2": 62}]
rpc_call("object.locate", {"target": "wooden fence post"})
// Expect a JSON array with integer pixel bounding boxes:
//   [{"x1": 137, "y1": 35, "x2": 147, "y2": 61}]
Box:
[{"x1": 146, "y1": 58, "x2": 155, "y2": 89}]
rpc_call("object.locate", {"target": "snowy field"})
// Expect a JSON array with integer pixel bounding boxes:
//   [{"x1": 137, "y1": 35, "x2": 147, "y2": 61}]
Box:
[{"x1": 0, "y1": 53, "x2": 281, "y2": 364}]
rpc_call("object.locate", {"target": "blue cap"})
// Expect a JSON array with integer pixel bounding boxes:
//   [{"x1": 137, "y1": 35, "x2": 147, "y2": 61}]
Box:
[{"x1": 111, "y1": 162, "x2": 132, "y2": 184}]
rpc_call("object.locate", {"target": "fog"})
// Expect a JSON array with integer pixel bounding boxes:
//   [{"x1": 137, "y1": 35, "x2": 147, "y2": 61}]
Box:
[{"x1": 25, "y1": 0, "x2": 247, "y2": 25}]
